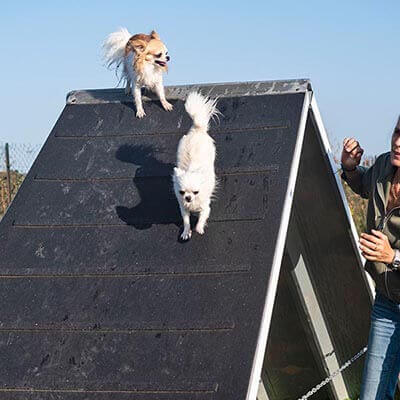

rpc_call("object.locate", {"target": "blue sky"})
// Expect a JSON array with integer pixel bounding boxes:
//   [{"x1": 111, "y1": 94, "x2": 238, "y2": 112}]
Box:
[{"x1": 1, "y1": 0, "x2": 399, "y2": 158}]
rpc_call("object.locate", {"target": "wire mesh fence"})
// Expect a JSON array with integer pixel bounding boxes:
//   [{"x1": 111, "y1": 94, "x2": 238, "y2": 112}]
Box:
[{"x1": 0, "y1": 141, "x2": 42, "y2": 217}]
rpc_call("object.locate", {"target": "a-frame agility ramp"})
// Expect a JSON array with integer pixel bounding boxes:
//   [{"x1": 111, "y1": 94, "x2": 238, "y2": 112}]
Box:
[{"x1": 0, "y1": 80, "x2": 372, "y2": 400}]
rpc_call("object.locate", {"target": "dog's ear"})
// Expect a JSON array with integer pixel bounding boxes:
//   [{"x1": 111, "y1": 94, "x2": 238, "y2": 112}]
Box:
[
  {"x1": 129, "y1": 38, "x2": 148, "y2": 54},
  {"x1": 173, "y1": 167, "x2": 183, "y2": 177},
  {"x1": 150, "y1": 30, "x2": 160, "y2": 40}
]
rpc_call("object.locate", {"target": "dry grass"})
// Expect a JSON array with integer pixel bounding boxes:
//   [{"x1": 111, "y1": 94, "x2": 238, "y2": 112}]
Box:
[
  {"x1": 342, "y1": 181, "x2": 368, "y2": 234},
  {"x1": 0, "y1": 170, "x2": 25, "y2": 218}
]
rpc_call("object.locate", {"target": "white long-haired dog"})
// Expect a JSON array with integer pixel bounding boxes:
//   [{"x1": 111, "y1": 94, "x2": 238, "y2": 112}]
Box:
[
  {"x1": 173, "y1": 92, "x2": 219, "y2": 241},
  {"x1": 103, "y1": 28, "x2": 172, "y2": 118}
]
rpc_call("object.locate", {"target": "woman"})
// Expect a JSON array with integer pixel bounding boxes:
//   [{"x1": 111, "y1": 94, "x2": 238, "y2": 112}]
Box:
[{"x1": 341, "y1": 116, "x2": 400, "y2": 400}]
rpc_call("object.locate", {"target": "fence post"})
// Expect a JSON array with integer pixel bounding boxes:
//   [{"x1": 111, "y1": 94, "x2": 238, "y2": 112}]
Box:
[{"x1": 5, "y1": 143, "x2": 11, "y2": 204}]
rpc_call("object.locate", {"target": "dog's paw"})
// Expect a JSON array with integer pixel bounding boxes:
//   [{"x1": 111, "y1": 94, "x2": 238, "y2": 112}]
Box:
[
  {"x1": 195, "y1": 225, "x2": 205, "y2": 235},
  {"x1": 162, "y1": 101, "x2": 173, "y2": 112},
  {"x1": 136, "y1": 109, "x2": 146, "y2": 118},
  {"x1": 180, "y1": 229, "x2": 192, "y2": 241}
]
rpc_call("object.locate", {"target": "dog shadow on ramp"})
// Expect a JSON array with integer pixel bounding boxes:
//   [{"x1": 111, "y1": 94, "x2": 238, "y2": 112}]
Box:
[{"x1": 115, "y1": 144, "x2": 181, "y2": 230}]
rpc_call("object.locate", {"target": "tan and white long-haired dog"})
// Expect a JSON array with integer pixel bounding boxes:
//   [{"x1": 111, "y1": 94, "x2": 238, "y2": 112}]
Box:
[
  {"x1": 103, "y1": 28, "x2": 173, "y2": 118},
  {"x1": 173, "y1": 92, "x2": 219, "y2": 241}
]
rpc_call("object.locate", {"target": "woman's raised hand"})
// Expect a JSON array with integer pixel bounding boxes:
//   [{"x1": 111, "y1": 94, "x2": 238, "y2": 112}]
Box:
[{"x1": 342, "y1": 138, "x2": 364, "y2": 170}]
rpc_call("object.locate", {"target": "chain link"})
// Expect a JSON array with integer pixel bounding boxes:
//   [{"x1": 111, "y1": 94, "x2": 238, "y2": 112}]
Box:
[
  {"x1": 0, "y1": 142, "x2": 42, "y2": 173},
  {"x1": 297, "y1": 346, "x2": 368, "y2": 400},
  {"x1": 0, "y1": 141, "x2": 42, "y2": 218}
]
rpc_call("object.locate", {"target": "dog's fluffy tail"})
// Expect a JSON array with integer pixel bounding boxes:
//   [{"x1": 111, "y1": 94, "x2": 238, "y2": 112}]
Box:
[
  {"x1": 102, "y1": 28, "x2": 132, "y2": 70},
  {"x1": 185, "y1": 92, "x2": 219, "y2": 131}
]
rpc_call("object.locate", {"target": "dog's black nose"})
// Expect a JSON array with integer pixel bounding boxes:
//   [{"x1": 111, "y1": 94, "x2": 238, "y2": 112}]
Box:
[
  {"x1": 166, "y1": 55, "x2": 170, "y2": 61},
  {"x1": 185, "y1": 196, "x2": 192, "y2": 202}
]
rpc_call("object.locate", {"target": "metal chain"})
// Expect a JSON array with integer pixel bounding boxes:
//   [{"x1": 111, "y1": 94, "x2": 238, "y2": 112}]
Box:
[{"x1": 297, "y1": 346, "x2": 368, "y2": 400}]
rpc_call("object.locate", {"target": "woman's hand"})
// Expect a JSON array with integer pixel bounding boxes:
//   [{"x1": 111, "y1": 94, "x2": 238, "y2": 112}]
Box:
[
  {"x1": 342, "y1": 138, "x2": 364, "y2": 170},
  {"x1": 359, "y1": 230, "x2": 395, "y2": 264}
]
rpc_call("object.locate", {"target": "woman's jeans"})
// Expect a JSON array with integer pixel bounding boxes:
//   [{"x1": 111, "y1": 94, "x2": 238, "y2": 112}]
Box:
[{"x1": 360, "y1": 292, "x2": 400, "y2": 400}]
